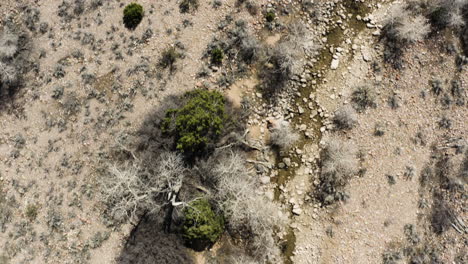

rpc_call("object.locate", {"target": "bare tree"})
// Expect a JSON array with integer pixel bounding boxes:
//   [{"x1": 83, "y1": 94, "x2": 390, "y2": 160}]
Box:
[
  {"x1": 269, "y1": 120, "x2": 300, "y2": 150},
  {"x1": 101, "y1": 152, "x2": 186, "y2": 224},
  {"x1": 202, "y1": 150, "x2": 288, "y2": 262}
]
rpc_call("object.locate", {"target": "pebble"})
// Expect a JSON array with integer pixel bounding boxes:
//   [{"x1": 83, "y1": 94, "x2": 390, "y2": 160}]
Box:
[{"x1": 330, "y1": 59, "x2": 340, "y2": 70}]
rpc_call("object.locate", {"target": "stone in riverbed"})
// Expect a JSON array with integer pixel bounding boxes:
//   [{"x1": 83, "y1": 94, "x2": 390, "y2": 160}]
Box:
[{"x1": 330, "y1": 59, "x2": 339, "y2": 70}]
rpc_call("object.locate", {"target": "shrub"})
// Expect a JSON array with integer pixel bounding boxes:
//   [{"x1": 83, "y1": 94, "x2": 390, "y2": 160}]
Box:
[
  {"x1": 162, "y1": 89, "x2": 226, "y2": 156},
  {"x1": 395, "y1": 15, "x2": 430, "y2": 43},
  {"x1": 123, "y1": 3, "x2": 144, "y2": 30},
  {"x1": 381, "y1": 4, "x2": 430, "y2": 67},
  {"x1": 260, "y1": 43, "x2": 295, "y2": 96},
  {"x1": 333, "y1": 105, "x2": 357, "y2": 130},
  {"x1": 159, "y1": 47, "x2": 181, "y2": 72},
  {"x1": 265, "y1": 11, "x2": 275, "y2": 22},
  {"x1": 198, "y1": 150, "x2": 288, "y2": 262},
  {"x1": 182, "y1": 199, "x2": 224, "y2": 250},
  {"x1": 319, "y1": 137, "x2": 358, "y2": 204},
  {"x1": 430, "y1": 196, "x2": 452, "y2": 234},
  {"x1": 210, "y1": 47, "x2": 224, "y2": 65},
  {"x1": 351, "y1": 86, "x2": 376, "y2": 111},
  {"x1": 0, "y1": 31, "x2": 18, "y2": 59},
  {"x1": 245, "y1": 1, "x2": 259, "y2": 16},
  {"x1": 180, "y1": 0, "x2": 199, "y2": 13},
  {"x1": 269, "y1": 120, "x2": 299, "y2": 150}
]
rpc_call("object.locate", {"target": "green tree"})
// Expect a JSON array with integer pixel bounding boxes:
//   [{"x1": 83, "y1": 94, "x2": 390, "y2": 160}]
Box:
[
  {"x1": 182, "y1": 199, "x2": 224, "y2": 250},
  {"x1": 162, "y1": 89, "x2": 226, "y2": 156},
  {"x1": 123, "y1": 3, "x2": 144, "y2": 30}
]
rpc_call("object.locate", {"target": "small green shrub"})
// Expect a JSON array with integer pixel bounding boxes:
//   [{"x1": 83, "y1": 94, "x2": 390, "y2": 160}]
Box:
[
  {"x1": 123, "y1": 3, "x2": 144, "y2": 30},
  {"x1": 210, "y1": 48, "x2": 223, "y2": 65},
  {"x1": 159, "y1": 47, "x2": 181, "y2": 71},
  {"x1": 180, "y1": 0, "x2": 199, "y2": 13},
  {"x1": 182, "y1": 199, "x2": 224, "y2": 250},
  {"x1": 25, "y1": 204, "x2": 39, "y2": 221},
  {"x1": 162, "y1": 89, "x2": 226, "y2": 156},
  {"x1": 265, "y1": 11, "x2": 275, "y2": 22}
]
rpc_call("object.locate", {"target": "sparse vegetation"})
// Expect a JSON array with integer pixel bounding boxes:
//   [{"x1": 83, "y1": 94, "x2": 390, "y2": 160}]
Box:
[
  {"x1": 159, "y1": 47, "x2": 182, "y2": 72},
  {"x1": 269, "y1": 120, "x2": 299, "y2": 150},
  {"x1": 318, "y1": 137, "x2": 358, "y2": 204},
  {"x1": 123, "y1": 3, "x2": 144, "y2": 30},
  {"x1": 333, "y1": 105, "x2": 357, "y2": 130},
  {"x1": 180, "y1": 0, "x2": 199, "y2": 13},
  {"x1": 351, "y1": 86, "x2": 376, "y2": 111}
]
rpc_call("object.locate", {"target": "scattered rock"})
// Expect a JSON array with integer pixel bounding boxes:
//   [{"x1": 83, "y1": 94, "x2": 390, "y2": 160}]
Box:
[{"x1": 330, "y1": 59, "x2": 339, "y2": 70}]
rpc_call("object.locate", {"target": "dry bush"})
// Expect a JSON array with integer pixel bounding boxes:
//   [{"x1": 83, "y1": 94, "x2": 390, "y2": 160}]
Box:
[
  {"x1": 318, "y1": 136, "x2": 358, "y2": 204},
  {"x1": 260, "y1": 22, "x2": 319, "y2": 96},
  {"x1": 101, "y1": 152, "x2": 186, "y2": 223},
  {"x1": 396, "y1": 15, "x2": 431, "y2": 43},
  {"x1": 333, "y1": 105, "x2": 358, "y2": 130},
  {"x1": 382, "y1": 4, "x2": 430, "y2": 67},
  {"x1": 269, "y1": 120, "x2": 300, "y2": 150},
  {"x1": 0, "y1": 31, "x2": 18, "y2": 59},
  {"x1": 200, "y1": 150, "x2": 288, "y2": 262}
]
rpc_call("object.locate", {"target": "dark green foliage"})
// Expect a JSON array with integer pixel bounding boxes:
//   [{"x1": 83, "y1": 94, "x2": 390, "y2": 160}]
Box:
[
  {"x1": 123, "y1": 3, "x2": 144, "y2": 30},
  {"x1": 351, "y1": 86, "x2": 376, "y2": 111},
  {"x1": 265, "y1": 11, "x2": 275, "y2": 22},
  {"x1": 182, "y1": 199, "x2": 224, "y2": 250},
  {"x1": 159, "y1": 47, "x2": 181, "y2": 72},
  {"x1": 210, "y1": 48, "x2": 224, "y2": 65},
  {"x1": 180, "y1": 0, "x2": 199, "y2": 13},
  {"x1": 162, "y1": 89, "x2": 226, "y2": 156}
]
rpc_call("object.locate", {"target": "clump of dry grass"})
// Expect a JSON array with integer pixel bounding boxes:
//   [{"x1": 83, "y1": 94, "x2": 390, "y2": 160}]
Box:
[
  {"x1": 333, "y1": 105, "x2": 358, "y2": 130},
  {"x1": 318, "y1": 136, "x2": 359, "y2": 204},
  {"x1": 269, "y1": 120, "x2": 300, "y2": 150}
]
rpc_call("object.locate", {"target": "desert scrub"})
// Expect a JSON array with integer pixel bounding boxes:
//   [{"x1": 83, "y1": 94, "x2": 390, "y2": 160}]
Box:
[
  {"x1": 269, "y1": 120, "x2": 299, "y2": 150},
  {"x1": 159, "y1": 47, "x2": 181, "y2": 72},
  {"x1": 333, "y1": 105, "x2": 357, "y2": 130},
  {"x1": 25, "y1": 204, "x2": 39, "y2": 221},
  {"x1": 180, "y1": 0, "x2": 199, "y2": 13},
  {"x1": 162, "y1": 89, "x2": 226, "y2": 156},
  {"x1": 182, "y1": 199, "x2": 224, "y2": 250},
  {"x1": 210, "y1": 47, "x2": 223, "y2": 65},
  {"x1": 351, "y1": 86, "x2": 376, "y2": 112},
  {"x1": 265, "y1": 11, "x2": 275, "y2": 22},
  {"x1": 123, "y1": 3, "x2": 144, "y2": 30},
  {"x1": 318, "y1": 137, "x2": 358, "y2": 204}
]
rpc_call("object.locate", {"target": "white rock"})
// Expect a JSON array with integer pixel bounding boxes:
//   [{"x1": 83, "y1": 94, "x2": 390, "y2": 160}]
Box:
[
  {"x1": 293, "y1": 207, "x2": 302, "y2": 215},
  {"x1": 330, "y1": 59, "x2": 339, "y2": 70},
  {"x1": 260, "y1": 176, "x2": 270, "y2": 184}
]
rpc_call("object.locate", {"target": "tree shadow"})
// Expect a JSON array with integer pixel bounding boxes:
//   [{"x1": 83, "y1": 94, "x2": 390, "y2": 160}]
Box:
[{"x1": 116, "y1": 216, "x2": 195, "y2": 264}]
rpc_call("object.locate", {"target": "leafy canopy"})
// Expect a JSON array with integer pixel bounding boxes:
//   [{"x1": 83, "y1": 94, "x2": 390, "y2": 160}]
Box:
[
  {"x1": 182, "y1": 199, "x2": 224, "y2": 249},
  {"x1": 162, "y1": 89, "x2": 226, "y2": 155},
  {"x1": 123, "y1": 3, "x2": 144, "y2": 30}
]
